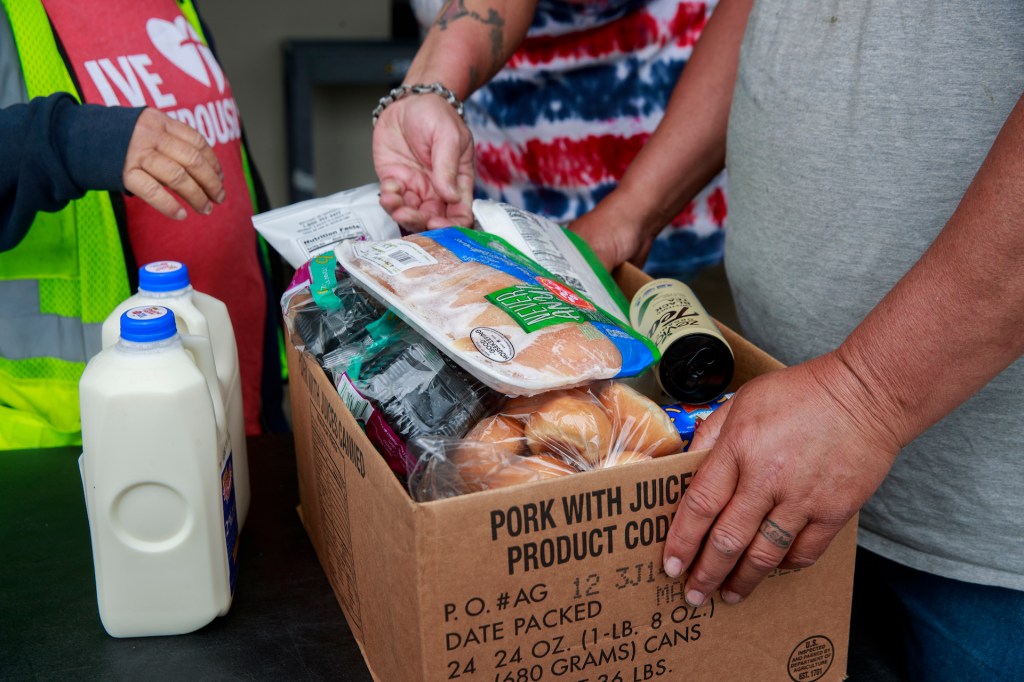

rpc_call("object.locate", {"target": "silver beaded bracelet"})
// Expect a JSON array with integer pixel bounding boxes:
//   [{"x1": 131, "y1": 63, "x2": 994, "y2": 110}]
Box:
[{"x1": 371, "y1": 82, "x2": 466, "y2": 126}]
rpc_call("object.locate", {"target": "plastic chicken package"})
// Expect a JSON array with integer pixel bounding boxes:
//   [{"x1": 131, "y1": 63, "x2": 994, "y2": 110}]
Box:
[{"x1": 335, "y1": 228, "x2": 659, "y2": 397}]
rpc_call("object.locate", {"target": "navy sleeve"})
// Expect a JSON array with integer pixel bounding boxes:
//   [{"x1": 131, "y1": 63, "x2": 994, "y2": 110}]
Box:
[{"x1": 0, "y1": 92, "x2": 143, "y2": 253}]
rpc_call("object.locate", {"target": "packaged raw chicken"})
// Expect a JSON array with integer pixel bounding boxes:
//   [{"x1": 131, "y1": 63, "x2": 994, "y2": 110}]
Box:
[{"x1": 335, "y1": 228, "x2": 659, "y2": 396}]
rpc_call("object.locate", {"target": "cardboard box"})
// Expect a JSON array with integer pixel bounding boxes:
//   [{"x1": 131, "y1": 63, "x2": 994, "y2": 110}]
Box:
[{"x1": 289, "y1": 263, "x2": 856, "y2": 682}]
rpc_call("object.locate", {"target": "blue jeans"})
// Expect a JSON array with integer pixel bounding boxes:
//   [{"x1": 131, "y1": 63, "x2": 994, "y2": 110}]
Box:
[{"x1": 854, "y1": 548, "x2": 1024, "y2": 682}]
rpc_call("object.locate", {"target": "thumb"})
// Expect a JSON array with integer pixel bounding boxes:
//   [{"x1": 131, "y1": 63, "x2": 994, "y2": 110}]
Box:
[
  {"x1": 689, "y1": 399, "x2": 732, "y2": 451},
  {"x1": 430, "y1": 131, "x2": 463, "y2": 204}
]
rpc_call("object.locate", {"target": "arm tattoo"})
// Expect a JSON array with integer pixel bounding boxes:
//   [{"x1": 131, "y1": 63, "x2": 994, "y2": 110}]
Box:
[
  {"x1": 436, "y1": 0, "x2": 507, "y2": 91},
  {"x1": 759, "y1": 519, "x2": 793, "y2": 549}
]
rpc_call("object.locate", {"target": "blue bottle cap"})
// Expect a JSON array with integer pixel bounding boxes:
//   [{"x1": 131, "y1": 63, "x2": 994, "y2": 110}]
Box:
[
  {"x1": 138, "y1": 261, "x2": 191, "y2": 293},
  {"x1": 120, "y1": 306, "x2": 177, "y2": 342}
]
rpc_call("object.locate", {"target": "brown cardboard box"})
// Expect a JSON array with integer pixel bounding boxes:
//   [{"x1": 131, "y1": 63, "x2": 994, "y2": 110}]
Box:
[{"x1": 289, "y1": 263, "x2": 856, "y2": 682}]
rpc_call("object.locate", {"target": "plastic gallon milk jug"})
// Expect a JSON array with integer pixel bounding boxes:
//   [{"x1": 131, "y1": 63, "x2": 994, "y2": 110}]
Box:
[
  {"x1": 80, "y1": 306, "x2": 239, "y2": 637},
  {"x1": 101, "y1": 261, "x2": 249, "y2": 527}
]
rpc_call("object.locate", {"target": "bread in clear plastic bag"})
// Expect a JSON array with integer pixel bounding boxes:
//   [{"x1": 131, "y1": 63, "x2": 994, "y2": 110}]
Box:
[{"x1": 407, "y1": 379, "x2": 684, "y2": 501}]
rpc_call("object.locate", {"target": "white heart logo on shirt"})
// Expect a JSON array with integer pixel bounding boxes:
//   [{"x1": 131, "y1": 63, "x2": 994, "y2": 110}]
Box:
[{"x1": 147, "y1": 16, "x2": 225, "y2": 93}]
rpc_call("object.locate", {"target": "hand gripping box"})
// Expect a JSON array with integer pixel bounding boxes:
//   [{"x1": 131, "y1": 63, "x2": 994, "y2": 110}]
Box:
[{"x1": 288, "y1": 264, "x2": 856, "y2": 682}]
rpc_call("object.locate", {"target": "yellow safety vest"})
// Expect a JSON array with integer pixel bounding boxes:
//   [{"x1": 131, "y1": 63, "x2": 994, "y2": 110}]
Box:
[{"x1": 0, "y1": 0, "x2": 258, "y2": 449}]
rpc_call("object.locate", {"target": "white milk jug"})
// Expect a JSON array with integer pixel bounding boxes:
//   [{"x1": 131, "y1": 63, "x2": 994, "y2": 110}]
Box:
[
  {"x1": 80, "y1": 306, "x2": 239, "y2": 637},
  {"x1": 101, "y1": 261, "x2": 249, "y2": 527}
]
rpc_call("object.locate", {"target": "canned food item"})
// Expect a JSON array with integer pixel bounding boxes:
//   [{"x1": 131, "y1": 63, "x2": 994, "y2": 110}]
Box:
[
  {"x1": 630, "y1": 278, "x2": 734, "y2": 404},
  {"x1": 661, "y1": 393, "x2": 733, "y2": 451}
]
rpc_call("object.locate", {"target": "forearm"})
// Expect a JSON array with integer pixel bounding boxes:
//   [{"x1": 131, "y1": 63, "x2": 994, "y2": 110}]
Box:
[
  {"x1": 1, "y1": 93, "x2": 139, "y2": 251},
  {"x1": 836, "y1": 94, "x2": 1024, "y2": 446},
  {"x1": 611, "y1": 0, "x2": 753, "y2": 237},
  {"x1": 403, "y1": 0, "x2": 536, "y2": 98}
]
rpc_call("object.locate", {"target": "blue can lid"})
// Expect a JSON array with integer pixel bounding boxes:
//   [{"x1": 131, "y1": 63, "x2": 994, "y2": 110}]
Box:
[
  {"x1": 138, "y1": 261, "x2": 190, "y2": 293},
  {"x1": 120, "y1": 306, "x2": 177, "y2": 342}
]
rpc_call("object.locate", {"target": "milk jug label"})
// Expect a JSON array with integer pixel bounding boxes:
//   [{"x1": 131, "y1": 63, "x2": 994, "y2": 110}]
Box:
[
  {"x1": 221, "y1": 449, "x2": 239, "y2": 594},
  {"x1": 144, "y1": 261, "x2": 183, "y2": 274},
  {"x1": 127, "y1": 306, "x2": 170, "y2": 321}
]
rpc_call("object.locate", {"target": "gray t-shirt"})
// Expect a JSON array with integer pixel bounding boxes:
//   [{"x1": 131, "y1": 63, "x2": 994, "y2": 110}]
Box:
[{"x1": 726, "y1": 0, "x2": 1024, "y2": 590}]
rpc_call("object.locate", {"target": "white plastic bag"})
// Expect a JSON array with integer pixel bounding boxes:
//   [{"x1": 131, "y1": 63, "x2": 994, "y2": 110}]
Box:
[{"x1": 252, "y1": 183, "x2": 401, "y2": 268}]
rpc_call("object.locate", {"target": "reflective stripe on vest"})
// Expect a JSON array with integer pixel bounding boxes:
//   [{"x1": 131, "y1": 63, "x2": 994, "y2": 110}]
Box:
[{"x1": 0, "y1": 0, "x2": 130, "y2": 448}]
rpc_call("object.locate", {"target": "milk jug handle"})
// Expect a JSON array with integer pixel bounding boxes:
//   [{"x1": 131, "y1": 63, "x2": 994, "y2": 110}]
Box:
[{"x1": 180, "y1": 333, "x2": 228, "y2": 434}]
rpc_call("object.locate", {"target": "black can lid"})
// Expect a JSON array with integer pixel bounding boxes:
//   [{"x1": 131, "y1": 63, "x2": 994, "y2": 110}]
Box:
[{"x1": 658, "y1": 333, "x2": 734, "y2": 404}]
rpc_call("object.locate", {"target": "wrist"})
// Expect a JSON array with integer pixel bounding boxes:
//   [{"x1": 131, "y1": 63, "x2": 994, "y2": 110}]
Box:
[
  {"x1": 599, "y1": 179, "x2": 665, "y2": 241},
  {"x1": 815, "y1": 349, "x2": 909, "y2": 453},
  {"x1": 372, "y1": 83, "x2": 465, "y2": 127},
  {"x1": 56, "y1": 100, "x2": 144, "y2": 193}
]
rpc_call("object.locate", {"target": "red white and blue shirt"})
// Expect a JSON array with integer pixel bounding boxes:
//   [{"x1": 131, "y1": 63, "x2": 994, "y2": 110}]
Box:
[{"x1": 417, "y1": 0, "x2": 727, "y2": 277}]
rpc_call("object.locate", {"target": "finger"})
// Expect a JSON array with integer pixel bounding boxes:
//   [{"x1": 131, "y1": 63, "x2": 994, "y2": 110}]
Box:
[
  {"x1": 719, "y1": 511, "x2": 808, "y2": 604},
  {"x1": 420, "y1": 197, "x2": 452, "y2": 228},
  {"x1": 689, "y1": 400, "x2": 733, "y2": 452},
  {"x1": 429, "y1": 130, "x2": 464, "y2": 204},
  {"x1": 779, "y1": 519, "x2": 845, "y2": 571},
  {"x1": 663, "y1": 454, "x2": 739, "y2": 581},
  {"x1": 431, "y1": 202, "x2": 473, "y2": 229},
  {"x1": 443, "y1": 174, "x2": 474, "y2": 228},
  {"x1": 141, "y1": 152, "x2": 214, "y2": 215},
  {"x1": 680, "y1": 487, "x2": 771, "y2": 606},
  {"x1": 391, "y1": 206, "x2": 430, "y2": 232},
  {"x1": 379, "y1": 179, "x2": 407, "y2": 214},
  {"x1": 154, "y1": 132, "x2": 224, "y2": 204},
  {"x1": 124, "y1": 168, "x2": 186, "y2": 220},
  {"x1": 456, "y1": 172, "x2": 474, "y2": 219},
  {"x1": 163, "y1": 116, "x2": 223, "y2": 179},
  {"x1": 402, "y1": 189, "x2": 423, "y2": 210}
]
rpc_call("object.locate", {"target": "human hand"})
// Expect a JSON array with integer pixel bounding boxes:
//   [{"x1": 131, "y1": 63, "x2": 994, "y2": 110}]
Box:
[
  {"x1": 122, "y1": 108, "x2": 225, "y2": 220},
  {"x1": 373, "y1": 94, "x2": 474, "y2": 231},
  {"x1": 663, "y1": 352, "x2": 902, "y2": 606},
  {"x1": 569, "y1": 200, "x2": 656, "y2": 272}
]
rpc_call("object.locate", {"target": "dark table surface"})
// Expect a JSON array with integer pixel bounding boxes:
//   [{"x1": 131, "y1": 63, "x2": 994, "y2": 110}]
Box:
[
  {"x1": 0, "y1": 434, "x2": 905, "y2": 682},
  {"x1": 0, "y1": 434, "x2": 373, "y2": 682}
]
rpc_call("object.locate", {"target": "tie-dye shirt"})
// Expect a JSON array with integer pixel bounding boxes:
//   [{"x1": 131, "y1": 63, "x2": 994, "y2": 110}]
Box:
[{"x1": 414, "y1": 0, "x2": 726, "y2": 278}]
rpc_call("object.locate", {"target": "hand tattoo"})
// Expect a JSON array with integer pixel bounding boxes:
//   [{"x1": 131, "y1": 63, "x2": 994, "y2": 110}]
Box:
[{"x1": 759, "y1": 519, "x2": 794, "y2": 548}]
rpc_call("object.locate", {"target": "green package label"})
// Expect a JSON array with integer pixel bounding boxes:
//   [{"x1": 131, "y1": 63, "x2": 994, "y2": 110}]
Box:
[
  {"x1": 308, "y1": 253, "x2": 342, "y2": 311},
  {"x1": 486, "y1": 282, "x2": 600, "y2": 333}
]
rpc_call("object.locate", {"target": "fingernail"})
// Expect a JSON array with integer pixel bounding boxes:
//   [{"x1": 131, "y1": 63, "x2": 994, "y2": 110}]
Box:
[
  {"x1": 685, "y1": 590, "x2": 705, "y2": 607},
  {"x1": 174, "y1": 208, "x2": 187, "y2": 221},
  {"x1": 665, "y1": 557, "x2": 683, "y2": 578},
  {"x1": 216, "y1": 190, "x2": 226, "y2": 203},
  {"x1": 202, "y1": 203, "x2": 213, "y2": 215},
  {"x1": 721, "y1": 590, "x2": 743, "y2": 604}
]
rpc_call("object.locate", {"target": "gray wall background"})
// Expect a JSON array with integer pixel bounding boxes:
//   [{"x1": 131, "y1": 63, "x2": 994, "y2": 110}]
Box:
[{"x1": 199, "y1": 2, "x2": 393, "y2": 209}]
